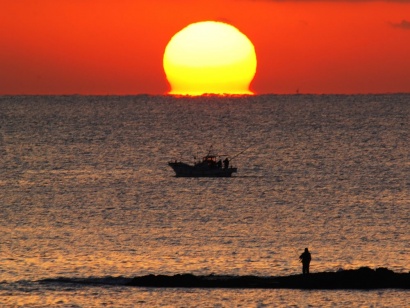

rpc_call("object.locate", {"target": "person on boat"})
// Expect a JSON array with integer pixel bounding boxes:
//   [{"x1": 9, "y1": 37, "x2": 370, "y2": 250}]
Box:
[
  {"x1": 223, "y1": 157, "x2": 230, "y2": 169},
  {"x1": 217, "y1": 159, "x2": 222, "y2": 169},
  {"x1": 299, "y1": 248, "x2": 311, "y2": 274}
]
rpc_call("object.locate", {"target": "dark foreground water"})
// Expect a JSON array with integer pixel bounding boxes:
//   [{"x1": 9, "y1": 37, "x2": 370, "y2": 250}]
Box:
[{"x1": 0, "y1": 94, "x2": 409, "y2": 306}]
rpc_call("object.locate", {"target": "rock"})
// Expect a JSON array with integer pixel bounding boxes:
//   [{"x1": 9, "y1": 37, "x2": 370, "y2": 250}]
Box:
[{"x1": 126, "y1": 268, "x2": 410, "y2": 289}]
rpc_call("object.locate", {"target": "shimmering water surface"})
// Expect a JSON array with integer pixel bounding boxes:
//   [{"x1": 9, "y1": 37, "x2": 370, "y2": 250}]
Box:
[{"x1": 0, "y1": 95, "x2": 409, "y2": 306}]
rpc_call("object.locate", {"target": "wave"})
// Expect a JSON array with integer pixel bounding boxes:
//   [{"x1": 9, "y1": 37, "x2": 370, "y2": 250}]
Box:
[{"x1": 39, "y1": 276, "x2": 134, "y2": 286}]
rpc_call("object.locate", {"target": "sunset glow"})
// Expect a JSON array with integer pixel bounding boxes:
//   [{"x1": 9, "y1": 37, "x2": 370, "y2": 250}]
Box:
[
  {"x1": 163, "y1": 21, "x2": 257, "y2": 95},
  {"x1": 1, "y1": 0, "x2": 409, "y2": 94}
]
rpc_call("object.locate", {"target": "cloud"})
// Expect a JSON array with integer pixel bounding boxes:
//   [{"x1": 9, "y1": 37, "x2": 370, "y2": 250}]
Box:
[{"x1": 389, "y1": 20, "x2": 410, "y2": 29}]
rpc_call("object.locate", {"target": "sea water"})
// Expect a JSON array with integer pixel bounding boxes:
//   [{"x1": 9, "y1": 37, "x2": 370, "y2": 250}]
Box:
[{"x1": 0, "y1": 94, "x2": 408, "y2": 307}]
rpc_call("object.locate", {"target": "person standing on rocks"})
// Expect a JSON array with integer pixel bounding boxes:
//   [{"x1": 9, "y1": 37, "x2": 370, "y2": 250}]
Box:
[{"x1": 299, "y1": 248, "x2": 311, "y2": 274}]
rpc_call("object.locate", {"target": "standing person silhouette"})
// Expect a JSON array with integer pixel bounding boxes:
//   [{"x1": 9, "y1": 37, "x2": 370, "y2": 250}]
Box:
[
  {"x1": 223, "y1": 157, "x2": 230, "y2": 169},
  {"x1": 299, "y1": 248, "x2": 311, "y2": 274}
]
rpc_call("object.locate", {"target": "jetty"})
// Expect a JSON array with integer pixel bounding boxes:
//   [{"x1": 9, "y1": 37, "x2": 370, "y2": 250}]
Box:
[{"x1": 126, "y1": 267, "x2": 409, "y2": 289}]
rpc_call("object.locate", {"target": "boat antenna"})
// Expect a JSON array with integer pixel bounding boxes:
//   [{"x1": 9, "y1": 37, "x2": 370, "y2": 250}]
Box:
[{"x1": 207, "y1": 145, "x2": 214, "y2": 156}]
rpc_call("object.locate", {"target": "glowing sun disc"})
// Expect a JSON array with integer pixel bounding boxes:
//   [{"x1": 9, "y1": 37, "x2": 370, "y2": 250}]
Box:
[{"x1": 163, "y1": 21, "x2": 257, "y2": 96}]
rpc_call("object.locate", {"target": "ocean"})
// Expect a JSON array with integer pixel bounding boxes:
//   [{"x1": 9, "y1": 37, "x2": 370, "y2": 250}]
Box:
[{"x1": 0, "y1": 94, "x2": 408, "y2": 307}]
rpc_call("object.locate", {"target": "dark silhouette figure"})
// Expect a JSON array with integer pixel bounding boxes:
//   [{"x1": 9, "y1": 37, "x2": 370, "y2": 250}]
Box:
[
  {"x1": 217, "y1": 159, "x2": 222, "y2": 169},
  {"x1": 223, "y1": 158, "x2": 230, "y2": 169},
  {"x1": 299, "y1": 248, "x2": 311, "y2": 274}
]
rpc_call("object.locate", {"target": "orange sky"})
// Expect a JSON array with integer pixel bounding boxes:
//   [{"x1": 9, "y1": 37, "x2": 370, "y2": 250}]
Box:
[{"x1": 1, "y1": 0, "x2": 409, "y2": 95}]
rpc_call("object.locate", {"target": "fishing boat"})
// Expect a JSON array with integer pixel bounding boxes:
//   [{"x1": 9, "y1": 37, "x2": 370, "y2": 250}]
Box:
[{"x1": 168, "y1": 153, "x2": 237, "y2": 177}]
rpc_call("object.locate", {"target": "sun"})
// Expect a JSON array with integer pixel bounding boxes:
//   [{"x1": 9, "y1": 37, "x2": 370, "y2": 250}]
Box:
[{"x1": 163, "y1": 21, "x2": 257, "y2": 96}]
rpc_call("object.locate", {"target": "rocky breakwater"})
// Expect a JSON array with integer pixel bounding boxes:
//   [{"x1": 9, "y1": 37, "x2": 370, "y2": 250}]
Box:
[{"x1": 126, "y1": 267, "x2": 410, "y2": 289}]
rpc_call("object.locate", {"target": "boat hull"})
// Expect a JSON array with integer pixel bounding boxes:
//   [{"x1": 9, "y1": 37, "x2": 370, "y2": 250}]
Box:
[{"x1": 168, "y1": 162, "x2": 237, "y2": 177}]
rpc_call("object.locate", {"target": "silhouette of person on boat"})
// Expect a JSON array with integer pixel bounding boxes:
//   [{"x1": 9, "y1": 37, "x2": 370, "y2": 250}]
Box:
[
  {"x1": 299, "y1": 248, "x2": 311, "y2": 274},
  {"x1": 223, "y1": 157, "x2": 230, "y2": 169}
]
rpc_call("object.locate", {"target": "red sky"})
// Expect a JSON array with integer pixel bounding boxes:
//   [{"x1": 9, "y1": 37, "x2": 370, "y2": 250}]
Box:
[{"x1": 1, "y1": 0, "x2": 409, "y2": 95}]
